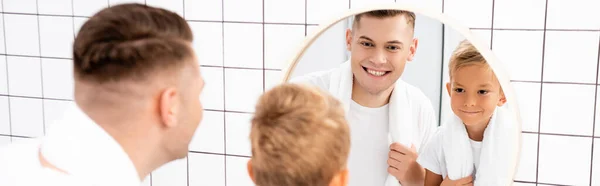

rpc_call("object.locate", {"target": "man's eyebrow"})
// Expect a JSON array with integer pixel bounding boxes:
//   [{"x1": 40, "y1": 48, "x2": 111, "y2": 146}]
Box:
[{"x1": 358, "y1": 36, "x2": 404, "y2": 45}]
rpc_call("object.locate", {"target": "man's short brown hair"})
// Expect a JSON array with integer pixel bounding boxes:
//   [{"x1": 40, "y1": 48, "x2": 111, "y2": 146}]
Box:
[
  {"x1": 352, "y1": 9, "x2": 416, "y2": 29},
  {"x1": 73, "y1": 3, "x2": 194, "y2": 83},
  {"x1": 249, "y1": 83, "x2": 350, "y2": 186}
]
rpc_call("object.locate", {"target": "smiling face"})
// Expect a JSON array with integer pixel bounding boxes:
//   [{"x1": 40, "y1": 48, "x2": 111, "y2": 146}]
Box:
[
  {"x1": 446, "y1": 64, "x2": 506, "y2": 127},
  {"x1": 346, "y1": 12, "x2": 418, "y2": 95}
]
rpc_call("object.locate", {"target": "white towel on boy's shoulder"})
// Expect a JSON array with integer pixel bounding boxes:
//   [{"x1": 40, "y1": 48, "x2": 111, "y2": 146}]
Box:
[{"x1": 439, "y1": 106, "x2": 519, "y2": 185}]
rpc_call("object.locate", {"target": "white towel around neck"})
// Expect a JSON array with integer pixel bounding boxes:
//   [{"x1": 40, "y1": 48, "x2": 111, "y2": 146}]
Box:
[
  {"x1": 327, "y1": 60, "x2": 414, "y2": 186},
  {"x1": 441, "y1": 106, "x2": 519, "y2": 185}
]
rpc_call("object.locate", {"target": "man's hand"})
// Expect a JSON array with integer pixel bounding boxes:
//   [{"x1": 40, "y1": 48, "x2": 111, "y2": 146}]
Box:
[
  {"x1": 440, "y1": 175, "x2": 473, "y2": 186},
  {"x1": 387, "y1": 143, "x2": 423, "y2": 185}
]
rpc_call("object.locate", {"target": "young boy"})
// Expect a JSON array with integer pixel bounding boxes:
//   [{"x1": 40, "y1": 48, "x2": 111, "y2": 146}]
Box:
[
  {"x1": 416, "y1": 40, "x2": 508, "y2": 186},
  {"x1": 247, "y1": 83, "x2": 351, "y2": 186}
]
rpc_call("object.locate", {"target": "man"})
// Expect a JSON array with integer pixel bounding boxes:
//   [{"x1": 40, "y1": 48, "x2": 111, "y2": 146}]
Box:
[
  {"x1": 291, "y1": 10, "x2": 437, "y2": 186},
  {"x1": 0, "y1": 3, "x2": 204, "y2": 186}
]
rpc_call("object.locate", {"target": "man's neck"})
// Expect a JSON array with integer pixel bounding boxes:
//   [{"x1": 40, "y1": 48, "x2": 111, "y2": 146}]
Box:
[
  {"x1": 85, "y1": 108, "x2": 170, "y2": 181},
  {"x1": 351, "y1": 81, "x2": 395, "y2": 108}
]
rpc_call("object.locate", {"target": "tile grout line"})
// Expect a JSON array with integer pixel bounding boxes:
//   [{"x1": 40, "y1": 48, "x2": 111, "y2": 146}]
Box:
[
  {"x1": 0, "y1": 0, "x2": 12, "y2": 143},
  {"x1": 221, "y1": 0, "x2": 227, "y2": 184},
  {"x1": 535, "y1": 0, "x2": 550, "y2": 183},
  {"x1": 589, "y1": 19, "x2": 600, "y2": 186},
  {"x1": 182, "y1": 0, "x2": 189, "y2": 185},
  {"x1": 304, "y1": 0, "x2": 307, "y2": 36},
  {"x1": 35, "y1": 0, "x2": 46, "y2": 135},
  {"x1": 438, "y1": 0, "x2": 445, "y2": 126}
]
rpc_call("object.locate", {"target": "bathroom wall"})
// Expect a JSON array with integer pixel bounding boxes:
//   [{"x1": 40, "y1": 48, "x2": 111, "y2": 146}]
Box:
[
  {"x1": 441, "y1": 0, "x2": 600, "y2": 185},
  {"x1": 0, "y1": 0, "x2": 597, "y2": 186}
]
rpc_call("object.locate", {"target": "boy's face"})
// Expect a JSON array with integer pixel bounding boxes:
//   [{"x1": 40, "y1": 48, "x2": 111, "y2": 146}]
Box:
[
  {"x1": 446, "y1": 64, "x2": 506, "y2": 127},
  {"x1": 346, "y1": 15, "x2": 418, "y2": 95}
]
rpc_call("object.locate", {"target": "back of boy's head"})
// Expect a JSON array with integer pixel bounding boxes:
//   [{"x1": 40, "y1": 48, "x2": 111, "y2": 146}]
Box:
[
  {"x1": 448, "y1": 39, "x2": 490, "y2": 80},
  {"x1": 249, "y1": 83, "x2": 350, "y2": 186}
]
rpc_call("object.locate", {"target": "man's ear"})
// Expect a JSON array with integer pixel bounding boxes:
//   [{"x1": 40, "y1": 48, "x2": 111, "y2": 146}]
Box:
[
  {"x1": 407, "y1": 38, "x2": 419, "y2": 62},
  {"x1": 329, "y1": 168, "x2": 349, "y2": 186},
  {"x1": 159, "y1": 87, "x2": 179, "y2": 128},
  {"x1": 247, "y1": 160, "x2": 257, "y2": 184},
  {"x1": 345, "y1": 28, "x2": 353, "y2": 51},
  {"x1": 445, "y1": 82, "x2": 452, "y2": 97}
]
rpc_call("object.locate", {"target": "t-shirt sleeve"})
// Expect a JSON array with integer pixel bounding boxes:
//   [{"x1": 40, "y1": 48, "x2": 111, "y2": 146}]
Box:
[{"x1": 416, "y1": 131, "x2": 444, "y2": 176}]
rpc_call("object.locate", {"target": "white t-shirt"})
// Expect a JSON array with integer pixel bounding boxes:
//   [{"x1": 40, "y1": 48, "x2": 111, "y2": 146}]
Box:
[
  {"x1": 416, "y1": 131, "x2": 482, "y2": 180},
  {"x1": 346, "y1": 100, "x2": 390, "y2": 186}
]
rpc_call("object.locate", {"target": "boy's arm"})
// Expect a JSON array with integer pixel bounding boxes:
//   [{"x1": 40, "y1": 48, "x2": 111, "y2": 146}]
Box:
[{"x1": 424, "y1": 170, "x2": 443, "y2": 186}]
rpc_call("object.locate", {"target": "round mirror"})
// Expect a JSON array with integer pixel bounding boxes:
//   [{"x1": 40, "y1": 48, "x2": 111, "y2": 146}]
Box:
[{"x1": 281, "y1": 3, "x2": 522, "y2": 185}]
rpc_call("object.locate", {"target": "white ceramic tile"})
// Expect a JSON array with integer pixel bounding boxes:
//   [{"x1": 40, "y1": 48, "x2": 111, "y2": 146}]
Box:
[
  {"x1": 593, "y1": 139, "x2": 600, "y2": 185},
  {"x1": 541, "y1": 83, "x2": 595, "y2": 136},
  {"x1": 223, "y1": 23, "x2": 263, "y2": 68},
  {"x1": 0, "y1": 56, "x2": 7, "y2": 95},
  {"x1": 492, "y1": 31, "x2": 543, "y2": 82},
  {"x1": 185, "y1": 0, "x2": 222, "y2": 21},
  {"x1": 264, "y1": 0, "x2": 304, "y2": 24},
  {"x1": 493, "y1": 0, "x2": 545, "y2": 29},
  {"x1": 546, "y1": 0, "x2": 600, "y2": 30},
  {"x1": 350, "y1": 0, "x2": 395, "y2": 9},
  {"x1": 226, "y1": 156, "x2": 254, "y2": 186},
  {"x1": 538, "y1": 135, "x2": 591, "y2": 185},
  {"x1": 470, "y1": 29, "x2": 492, "y2": 49},
  {"x1": 151, "y1": 158, "x2": 188, "y2": 186},
  {"x1": 264, "y1": 24, "x2": 305, "y2": 70},
  {"x1": 595, "y1": 86, "x2": 600, "y2": 137},
  {"x1": 199, "y1": 66, "x2": 223, "y2": 110},
  {"x1": 223, "y1": 0, "x2": 262, "y2": 22},
  {"x1": 38, "y1": 0, "x2": 73, "y2": 15},
  {"x1": 0, "y1": 96, "x2": 9, "y2": 135},
  {"x1": 188, "y1": 153, "x2": 225, "y2": 186},
  {"x1": 224, "y1": 68, "x2": 263, "y2": 112},
  {"x1": 73, "y1": 0, "x2": 108, "y2": 17},
  {"x1": 543, "y1": 31, "x2": 599, "y2": 84},
  {"x1": 9, "y1": 97, "x2": 44, "y2": 137},
  {"x1": 264, "y1": 70, "x2": 283, "y2": 91},
  {"x1": 189, "y1": 22, "x2": 223, "y2": 67},
  {"x1": 7, "y1": 56, "x2": 42, "y2": 97},
  {"x1": 43, "y1": 100, "x2": 74, "y2": 132},
  {"x1": 140, "y1": 174, "x2": 151, "y2": 186},
  {"x1": 4, "y1": 14, "x2": 40, "y2": 56},
  {"x1": 73, "y1": 17, "x2": 89, "y2": 37},
  {"x1": 189, "y1": 111, "x2": 224, "y2": 154},
  {"x1": 39, "y1": 16, "x2": 74, "y2": 58},
  {"x1": 513, "y1": 183, "x2": 536, "y2": 186},
  {"x1": 444, "y1": 0, "x2": 493, "y2": 28},
  {"x1": 515, "y1": 133, "x2": 538, "y2": 182},
  {"x1": 11, "y1": 136, "x2": 35, "y2": 144},
  {"x1": 0, "y1": 136, "x2": 10, "y2": 146},
  {"x1": 41, "y1": 59, "x2": 74, "y2": 100},
  {"x1": 225, "y1": 112, "x2": 252, "y2": 156},
  {"x1": 511, "y1": 82, "x2": 540, "y2": 133},
  {"x1": 3, "y1": 0, "x2": 37, "y2": 14},
  {"x1": 0, "y1": 16, "x2": 5, "y2": 54},
  {"x1": 306, "y1": 0, "x2": 348, "y2": 25},
  {"x1": 147, "y1": 0, "x2": 184, "y2": 16},
  {"x1": 109, "y1": 0, "x2": 145, "y2": 6}
]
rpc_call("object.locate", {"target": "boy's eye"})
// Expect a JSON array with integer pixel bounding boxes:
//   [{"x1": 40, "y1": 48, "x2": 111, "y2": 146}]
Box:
[
  {"x1": 454, "y1": 88, "x2": 464, "y2": 93},
  {"x1": 478, "y1": 90, "x2": 489, "y2": 94}
]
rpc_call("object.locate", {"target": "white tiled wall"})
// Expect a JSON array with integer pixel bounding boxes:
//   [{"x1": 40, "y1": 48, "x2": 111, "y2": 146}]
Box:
[
  {"x1": 442, "y1": 0, "x2": 600, "y2": 185},
  {"x1": 2, "y1": 0, "x2": 598, "y2": 185}
]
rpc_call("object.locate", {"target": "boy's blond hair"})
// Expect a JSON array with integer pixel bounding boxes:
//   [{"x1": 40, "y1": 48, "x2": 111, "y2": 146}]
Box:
[
  {"x1": 249, "y1": 83, "x2": 350, "y2": 186},
  {"x1": 448, "y1": 39, "x2": 491, "y2": 80}
]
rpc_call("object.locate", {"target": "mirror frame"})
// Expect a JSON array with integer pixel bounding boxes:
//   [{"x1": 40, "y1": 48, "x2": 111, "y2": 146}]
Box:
[{"x1": 279, "y1": 2, "x2": 523, "y2": 181}]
